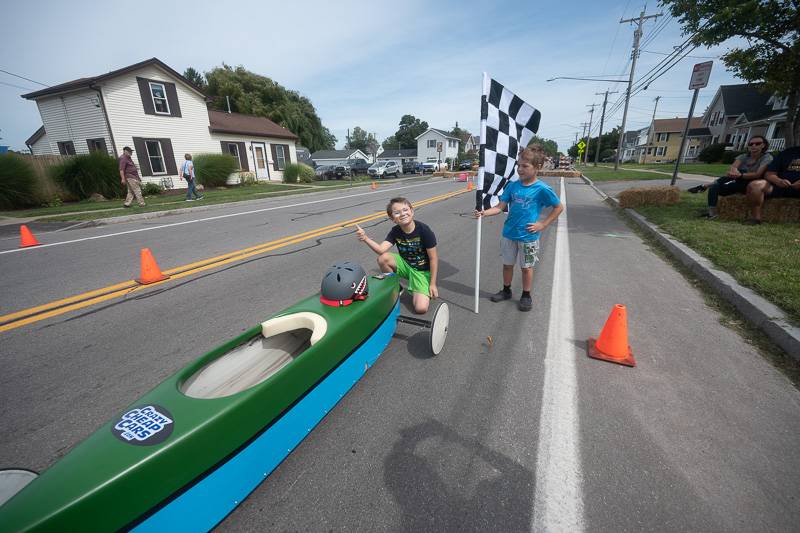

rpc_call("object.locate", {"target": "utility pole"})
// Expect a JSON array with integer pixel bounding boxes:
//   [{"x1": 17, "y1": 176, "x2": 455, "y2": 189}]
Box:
[
  {"x1": 585, "y1": 103, "x2": 597, "y2": 165},
  {"x1": 579, "y1": 122, "x2": 588, "y2": 164},
  {"x1": 593, "y1": 90, "x2": 617, "y2": 166},
  {"x1": 614, "y1": 9, "x2": 662, "y2": 170}
]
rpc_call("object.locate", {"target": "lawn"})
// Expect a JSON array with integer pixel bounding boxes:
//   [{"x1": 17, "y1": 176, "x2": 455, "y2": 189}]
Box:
[
  {"x1": 579, "y1": 166, "x2": 675, "y2": 182},
  {"x1": 0, "y1": 182, "x2": 315, "y2": 221},
  {"x1": 635, "y1": 193, "x2": 800, "y2": 326},
  {"x1": 615, "y1": 162, "x2": 730, "y2": 177}
]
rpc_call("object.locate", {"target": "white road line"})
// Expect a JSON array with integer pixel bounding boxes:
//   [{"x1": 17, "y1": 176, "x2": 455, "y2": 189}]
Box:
[
  {"x1": 0, "y1": 181, "x2": 441, "y2": 255},
  {"x1": 532, "y1": 177, "x2": 584, "y2": 532}
]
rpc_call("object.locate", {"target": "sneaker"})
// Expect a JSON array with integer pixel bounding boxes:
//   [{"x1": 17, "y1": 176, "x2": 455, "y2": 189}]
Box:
[
  {"x1": 699, "y1": 212, "x2": 718, "y2": 219},
  {"x1": 123, "y1": 204, "x2": 132, "y2": 208},
  {"x1": 196, "y1": 196, "x2": 204, "y2": 200},
  {"x1": 518, "y1": 295, "x2": 532, "y2": 312},
  {"x1": 688, "y1": 185, "x2": 706, "y2": 194},
  {"x1": 490, "y1": 289, "x2": 512, "y2": 302},
  {"x1": 138, "y1": 204, "x2": 146, "y2": 207},
  {"x1": 186, "y1": 199, "x2": 195, "y2": 202},
  {"x1": 743, "y1": 218, "x2": 761, "y2": 225}
]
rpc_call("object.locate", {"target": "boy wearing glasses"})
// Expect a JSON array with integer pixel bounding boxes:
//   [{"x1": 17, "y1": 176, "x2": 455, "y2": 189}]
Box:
[{"x1": 356, "y1": 197, "x2": 438, "y2": 314}]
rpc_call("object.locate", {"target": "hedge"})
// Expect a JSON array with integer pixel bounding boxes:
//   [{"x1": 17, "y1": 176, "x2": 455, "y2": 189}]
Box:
[
  {"x1": 0, "y1": 154, "x2": 38, "y2": 209},
  {"x1": 50, "y1": 152, "x2": 123, "y2": 200},
  {"x1": 194, "y1": 153, "x2": 239, "y2": 187}
]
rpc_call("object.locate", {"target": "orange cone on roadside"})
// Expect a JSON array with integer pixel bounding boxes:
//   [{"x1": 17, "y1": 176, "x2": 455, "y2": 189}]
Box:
[
  {"x1": 587, "y1": 304, "x2": 636, "y2": 367},
  {"x1": 136, "y1": 248, "x2": 169, "y2": 285},
  {"x1": 19, "y1": 225, "x2": 41, "y2": 247},
  {"x1": 467, "y1": 180, "x2": 474, "y2": 191},
  {"x1": 371, "y1": 181, "x2": 377, "y2": 190}
]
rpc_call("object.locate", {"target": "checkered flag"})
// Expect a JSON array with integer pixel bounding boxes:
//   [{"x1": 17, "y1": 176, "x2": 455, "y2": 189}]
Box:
[{"x1": 476, "y1": 76, "x2": 541, "y2": 210}]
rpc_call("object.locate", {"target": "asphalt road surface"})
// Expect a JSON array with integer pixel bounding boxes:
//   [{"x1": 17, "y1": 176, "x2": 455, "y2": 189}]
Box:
[{"x1": 1, "y1": 176, "x2": 798, "y2": 531}]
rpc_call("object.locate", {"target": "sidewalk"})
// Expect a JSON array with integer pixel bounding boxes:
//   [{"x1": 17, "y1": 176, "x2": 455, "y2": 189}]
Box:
[{"x1": 580, "y1": 173, "x2": 800, "y2": 361}]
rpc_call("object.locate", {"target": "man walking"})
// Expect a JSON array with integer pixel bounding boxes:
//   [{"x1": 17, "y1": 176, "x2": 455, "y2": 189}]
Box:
[{"x1": 119, "y1": 146, "x2": 146, "y2": 207}]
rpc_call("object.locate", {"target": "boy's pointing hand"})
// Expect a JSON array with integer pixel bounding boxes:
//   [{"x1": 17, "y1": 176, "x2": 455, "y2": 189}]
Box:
[{"x1": 355, "y1": 224, "x2": 368, "y2": 242}]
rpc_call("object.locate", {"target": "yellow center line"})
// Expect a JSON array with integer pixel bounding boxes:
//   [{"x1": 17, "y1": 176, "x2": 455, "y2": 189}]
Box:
[{"x1": 0, "y1": 188, "x2": 468, "y2": 333}]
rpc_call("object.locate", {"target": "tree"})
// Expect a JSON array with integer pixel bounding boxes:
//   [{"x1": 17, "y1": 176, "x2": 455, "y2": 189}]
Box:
[
  {"x1": 661, "y1": 0, "x2": 800, "y2": 147},
  {"x1": 347, "y1": 127, "x2": 371, "y2": 151},
  {"x1": 204, "y1": 64, "x2": 336, "y2": 152},
  {"x1": 392, "y1": 115, "x2": 429, "y2": 149},
  {"x1": 382, "y1": 135, "x2": 398, "y2": 150},
  {"x1": 183, "y1": 67, "x2": 206, "y2": 91},
  {"x1": 527, "y1": 135, "x2": 559, "y2": 158}
]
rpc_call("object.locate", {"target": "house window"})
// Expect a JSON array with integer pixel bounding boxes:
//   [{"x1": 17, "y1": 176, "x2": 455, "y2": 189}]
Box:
[
  {"x1": 145, "y1": 140, "x2": 166, "y2": 174},
  {"x1": 275, "y1": 145, "x2": 287, "y2": 170},
  {"x1": 427, "y1": 139, "x2": 436, "y2": 148},
  {"x1": 687, "y1": 145, "x2": 697, "y2": 157},
  {"x1": 227, "y1": 143, "x2": 242, "y2": 169},
  {"x1": 656, "y1": 146, "x2": 666, "y2": 156},
  {"x1": 657, "y1": 133, "x2": 669, "y2": 142},
  {"x1": 149, "y1": 82, "x2": 170, "y2": 115},
  {"x1": 57, "y1": 141, "x2": 76, "y2": 155},
  {"x1": 87, "y1": 138, "x2": 106, "y2": 153}
]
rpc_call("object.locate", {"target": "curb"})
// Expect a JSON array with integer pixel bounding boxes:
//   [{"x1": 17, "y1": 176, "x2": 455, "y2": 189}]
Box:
[{"x1": 580, "y1": 173, "x2": 800, "y2": 361}]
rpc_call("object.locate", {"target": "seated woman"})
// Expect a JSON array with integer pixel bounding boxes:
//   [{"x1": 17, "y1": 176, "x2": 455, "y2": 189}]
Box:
[{"x1": 690, "y1": 136, "x2": 773, "y2": 219}]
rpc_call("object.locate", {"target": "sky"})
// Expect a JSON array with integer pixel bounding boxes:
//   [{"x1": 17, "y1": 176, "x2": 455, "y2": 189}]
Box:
[{"x1": 0, "y1": 0, "x2": 747, "y2": 153}]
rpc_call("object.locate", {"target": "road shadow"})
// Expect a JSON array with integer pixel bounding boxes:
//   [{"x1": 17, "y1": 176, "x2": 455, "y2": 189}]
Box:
[{"x1": 384, "y1": 418, "x2": 533, "y2": 531}]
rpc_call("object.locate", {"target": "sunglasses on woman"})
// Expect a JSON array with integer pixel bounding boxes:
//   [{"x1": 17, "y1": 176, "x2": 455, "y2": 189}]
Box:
[{"x1": 748, "y1": 141, "x2": 763, "y2": 146}]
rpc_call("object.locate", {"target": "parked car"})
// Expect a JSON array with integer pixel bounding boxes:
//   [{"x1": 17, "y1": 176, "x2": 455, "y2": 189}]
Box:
[
  {"x1": 421, "y1": 161, "x2": 443, "y2": 174},
  {"x1": 334, "y1": 163, "x2": 351, "y2": 179},
  {"x1": 368, "y1": 161, "x2": 400, "y2": 179},
  {"x1": 458, "y1": 160, "x2": 474, "y2": 170},
  {"x1": 402, "y1": 160, "x2": 420, "y2": 174},
  {"x1": 314, "y1": 165, "x2": 335, "y2": 180},
  {"x1": 347, "y1": 158, "x2": 371, "y2": 175}
]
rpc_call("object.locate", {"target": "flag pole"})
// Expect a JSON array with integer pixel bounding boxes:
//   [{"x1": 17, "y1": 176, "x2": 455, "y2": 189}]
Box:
[{"x1": 474, "y1": 72, "x2": 488, "y2": 314}]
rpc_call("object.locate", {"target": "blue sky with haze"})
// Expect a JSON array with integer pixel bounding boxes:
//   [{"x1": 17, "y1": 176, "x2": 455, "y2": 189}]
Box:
[{"x1": 1, "y1": 0, "x2": 745, "y2": 153}]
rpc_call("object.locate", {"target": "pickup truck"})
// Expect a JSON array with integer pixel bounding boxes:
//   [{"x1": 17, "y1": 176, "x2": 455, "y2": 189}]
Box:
[
  {"x1": 421, "y1": 161, "x2": 443, "y2": 174},
  {"x1": 335, "y1": 158, "x2": 371, "y2": 178},
  {"x1": 402, "y1": 161, "x2": 421, "y2": 174}
]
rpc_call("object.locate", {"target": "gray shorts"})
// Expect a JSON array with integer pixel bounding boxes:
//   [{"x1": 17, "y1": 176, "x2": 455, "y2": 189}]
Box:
[{"x1": 500, "y1": 237, "x2": 540, "y2": 268}]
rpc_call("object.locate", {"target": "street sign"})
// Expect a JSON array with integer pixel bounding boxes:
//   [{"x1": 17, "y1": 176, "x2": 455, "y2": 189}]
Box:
[
  {"x1": 689, "y1": 61, "x2": 713, "y2": 90},
  {"x1": 577, "y1": 140, "x2": 586, "y2": 150},
  {"x1": 437, "y1": 142, "x2": 443, "y2": 153}
]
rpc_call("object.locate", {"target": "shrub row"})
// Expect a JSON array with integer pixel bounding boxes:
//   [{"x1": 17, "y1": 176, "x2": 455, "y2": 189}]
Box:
[{"x1": 283, "y1": 163, "x2": 315, "y2": 184}]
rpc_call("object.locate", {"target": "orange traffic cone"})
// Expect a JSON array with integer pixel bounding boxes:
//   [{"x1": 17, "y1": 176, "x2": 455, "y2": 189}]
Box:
[
  {"x1": 370, "y1": 181, "x2": 377, "y2": 190},
  {"x1": 467, "y1": 180, "x2": 474, "y2": 191},
  {"x1": 136, "y1": 248, "x2": 169, "y2": 285},
  {"x1": 19, "y1": 225, "x2": 41, "y2": 247},
  {"x1": 587, "y1": 304, "x2": 636, "y2": 367}
]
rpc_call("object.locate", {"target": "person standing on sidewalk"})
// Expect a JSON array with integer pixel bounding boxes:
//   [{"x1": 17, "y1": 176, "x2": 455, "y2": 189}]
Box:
[
  {"x1": 473, "y1": 145, "x2": 563, "y2": 312},
  {"x1": 118, "y1": 146, "x2": 146, "y2": 208},
  {"x1": 179, "y1": 153, "x2": 203, "y2": 201}
]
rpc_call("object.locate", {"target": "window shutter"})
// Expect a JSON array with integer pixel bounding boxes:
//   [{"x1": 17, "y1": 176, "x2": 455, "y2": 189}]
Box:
[
  {"x1": 165, "y1": 83, "x2": 182, "y2": 117},
  {"x1": 220, "y1": 141, "x2": 228, "y2": 154},
  {"x1": 237, "y1": 142, "x2": 249, "y2": 170},
  {"x1": 132, "y1": 137, "x2": 152, "y2": 176},
  {"x1": 136, "y1": 78, "x2": 156, "y2": 115},
  {"x1": 159, "y1": 138, "x2": 178, "y2": 175},
  {"x1": 270, "y1": 144, "x2": 279, "y2": 170}
]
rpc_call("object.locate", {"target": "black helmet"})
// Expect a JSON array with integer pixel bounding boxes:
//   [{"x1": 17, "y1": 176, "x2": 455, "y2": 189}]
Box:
[{"x1": 320, "y1": 261, "x2": 368, "y2": 306}]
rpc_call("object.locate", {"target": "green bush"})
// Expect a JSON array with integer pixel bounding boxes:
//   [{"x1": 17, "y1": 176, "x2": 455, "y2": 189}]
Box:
[
  {"x1": 50, "y1": 152, "x2": 123, "y2": 200},
  {"x1": 283, "y1": 163, "x2": 315, "y2": 184},
  {"x1": 239, "y1": 172, "x2": 258, "y2": 186},
  {"x1": 194, "y1": 153, "x2": 238, "y2": 187},
  {"x1": 720, "y1": 150, "x2": 745, "y2": 164},
  {"x1": 142, "y1": 182, "x2": 164, "y2": 196},
  {"x1": 698, "y1": 143, "x2": 728, "y2": 163},
  {"x1": 0, "y1": 154, "x2": 38, "y2": 209}
]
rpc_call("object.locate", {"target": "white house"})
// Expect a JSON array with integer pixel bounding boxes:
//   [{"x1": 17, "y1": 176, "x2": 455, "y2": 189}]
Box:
[
  {"x1": 310, "y1": 149, "x2": 370, "y2": 166},
  {"x1": 415, "y1": 128, "x2": 460, "y2": 164},
  {"x1": 463, "y1": 133, "x2": 478, "y2": 153},
  {"x1": 22, "y1": 57, "x2": 298, "y2": 185}
]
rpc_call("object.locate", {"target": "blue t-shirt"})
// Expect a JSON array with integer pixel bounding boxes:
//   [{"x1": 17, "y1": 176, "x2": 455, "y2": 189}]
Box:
[
  {"x1": 499, "y1": 179, "x2": 561, "y2": 242},
  {"x1": 766, "y1": 146, "x2": 800, "y2": 183}
]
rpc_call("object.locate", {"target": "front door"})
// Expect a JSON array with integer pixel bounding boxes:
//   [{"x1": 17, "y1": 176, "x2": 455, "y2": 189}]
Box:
[{"x1": 252, "y1": 142, "x2": 269, "y2": 180}]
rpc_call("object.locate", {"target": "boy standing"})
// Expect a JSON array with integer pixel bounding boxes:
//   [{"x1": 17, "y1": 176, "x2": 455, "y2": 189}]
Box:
[
  {"x1": 474, "y1": 145, "x2": 563, "y2": 311},
  {"x1": 356, "y1": 197, "x2": 438, "y2": 314}
]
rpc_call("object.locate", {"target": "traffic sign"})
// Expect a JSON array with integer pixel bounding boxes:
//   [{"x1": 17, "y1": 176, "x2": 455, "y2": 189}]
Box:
[
  {"x1": 689, "y1": 61, "x2": 713, "y2": 90},
  {"x1": 577, "y1": 140, "x2": 586, "y2": 150}
]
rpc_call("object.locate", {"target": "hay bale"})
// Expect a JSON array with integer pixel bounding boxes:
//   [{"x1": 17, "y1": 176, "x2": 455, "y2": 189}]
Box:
[
  {"x1": 618, "y1": 186, "x2": 680, "y2": 208},
  {"x1": 718, "y1": 194, "x2": 800, "y2": 222}
]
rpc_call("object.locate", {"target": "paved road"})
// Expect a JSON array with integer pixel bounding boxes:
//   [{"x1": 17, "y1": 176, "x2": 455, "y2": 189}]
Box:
[{"x1": 1, "y1": 176, "x2": 798, "y2": 531}]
